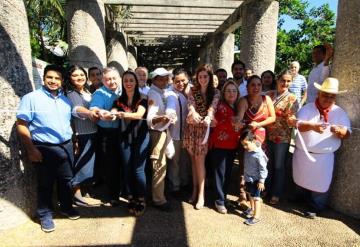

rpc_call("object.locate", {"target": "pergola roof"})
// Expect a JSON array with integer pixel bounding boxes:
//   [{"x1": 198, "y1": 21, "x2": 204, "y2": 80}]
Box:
[{"x1": 104, "y1": 0, "x2": 244, "y2": 69}]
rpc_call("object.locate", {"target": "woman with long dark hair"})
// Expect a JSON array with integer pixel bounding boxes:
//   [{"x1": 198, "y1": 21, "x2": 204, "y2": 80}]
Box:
[
  {"x1": 66, "y1": 65, "x2": 99, "y2": 206},
  {"x1": 111, "y1": 70, "x2": 149, "y2": 216},
  {"x1": 183, "y1": 64, "x2": 220, "y2": 210}
]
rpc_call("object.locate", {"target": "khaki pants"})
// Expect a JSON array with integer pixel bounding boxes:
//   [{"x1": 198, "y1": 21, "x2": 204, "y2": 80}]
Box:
[
  {"x1": 149, "y1": 130, "x2": 168, "y2": 205},
  {"x1": 167, "y1": 140, "x2": 191, "y2": 191}
]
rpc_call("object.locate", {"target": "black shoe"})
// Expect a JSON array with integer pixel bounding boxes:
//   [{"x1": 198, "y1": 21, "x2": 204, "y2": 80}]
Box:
[
  {"x1": 60, "y1": 208, "x2": 80, "y2": 220},
  {"x1": 110, "y1": 199, "x2": 121, "y2": 207},
  {"x1": 171, "y1": 190, "x2": 182, "y2": 199},
  {"x1": 154, "y1": 202, "x2": 172, "y2": 212}
]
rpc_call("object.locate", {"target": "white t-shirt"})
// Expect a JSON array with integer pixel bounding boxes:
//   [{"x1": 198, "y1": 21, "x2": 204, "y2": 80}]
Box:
[{"x1": 307, "y1": 61, "x2": 330, "y2": 103}]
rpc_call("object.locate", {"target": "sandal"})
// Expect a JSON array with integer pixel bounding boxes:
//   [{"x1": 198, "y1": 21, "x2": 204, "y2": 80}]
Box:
[
  {"x1": 134, "y1": 199, "x2": 146, "y2": 216},
  {"x1": 128, "y1": 197, "x2": 136, "y2": 214}
]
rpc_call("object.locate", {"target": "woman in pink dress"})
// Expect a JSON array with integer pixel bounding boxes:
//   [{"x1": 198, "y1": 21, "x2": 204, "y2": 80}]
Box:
[{"x1": 183, "y1": 64, "x2": 220, "y2": 209}]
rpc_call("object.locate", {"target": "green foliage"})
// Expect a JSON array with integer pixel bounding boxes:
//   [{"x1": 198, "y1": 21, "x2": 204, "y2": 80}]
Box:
[
  {"x1": 25, "y1": 0, "x2": 67, "y2": 64},
  {"x1": 234, "y1": 0, "x2": 336, "y2": 76}
]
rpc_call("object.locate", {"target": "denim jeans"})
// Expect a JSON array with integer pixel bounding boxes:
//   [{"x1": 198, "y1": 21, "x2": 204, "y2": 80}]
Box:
[
  {"x1": 267, "y1": 140, "x2": 290, "y2": 198},
  {"x1": 294, "y1": 185, "x2": 329, "y2": 212},
  {"x1": 34, "y1": 141, "x2": 74, "y2": 219},
  {"x1": 211, "y1": 148, "x2": 236, "y2": 206},
  {"x1": 120, "y1": 132, "x2": 149, "y2": 198}
]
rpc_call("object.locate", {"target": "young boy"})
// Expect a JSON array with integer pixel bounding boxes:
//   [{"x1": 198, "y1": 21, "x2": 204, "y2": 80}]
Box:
[{"x1": 240, "y1": 128, "x2": 268, "y2": 225}]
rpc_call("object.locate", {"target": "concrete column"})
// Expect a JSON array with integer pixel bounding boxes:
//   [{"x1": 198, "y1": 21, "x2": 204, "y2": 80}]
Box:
[
  {"x1": 329, "y1": 0, "x2": 360, "y2": 219},
  {"x1": 213, "y1": 33, "x2": 234, "y2": 75},
  {"x1": 67, "y1": 0, "x2": 107, "y2": 69},
  {"x1": 127, "y1": 45, "x2": 138, "y2": 70},
  {"x1": 107, "y1": 30, "x2": 128, "y2": 75},
  {"x1": 239, "y1": 0, "x2": 279, "y2": 75},
  {"x1": 0, "y1": 0, "x2": 37, "y2": 229}
]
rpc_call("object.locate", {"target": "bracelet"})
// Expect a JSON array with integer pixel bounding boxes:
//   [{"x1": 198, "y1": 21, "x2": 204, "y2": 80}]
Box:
[{"x1": 112, "y1": 115, "x2": 117, "y2": 121}]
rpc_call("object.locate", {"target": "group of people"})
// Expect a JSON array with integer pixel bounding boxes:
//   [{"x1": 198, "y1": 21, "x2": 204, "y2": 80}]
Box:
[{"x1": 16, "y1": 44, "x2": 351, "y2": 232}]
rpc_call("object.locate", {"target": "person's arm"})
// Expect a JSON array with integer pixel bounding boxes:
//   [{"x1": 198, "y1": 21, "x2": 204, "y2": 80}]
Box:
[
  {"x1": 203, "y1": 89, "x2": 220, "y2": 126},
  {"x1": 323, "y1": 43, "x2": 333, "y2": 66},
  {"x1": 257, "y1": 153, "x2": 268, "y2": 191},
  {"x1": 285, "y1": 96, "x2": 299, "y2": 127},
  {"x1": 118, "y1": 105, "x2": 146, "y2": 120},
  {"x1": 187, "y1": 89, "x2": 203, "y2": 124},
  {"x1": 297, "y1": 121, "x2": 327, "y2": 133},
  {"x1": 147, "y1": 92, "x2": 170, "y2": 129},
  {"x1": 16, "y1": 119, "x2": 42, "y2": 163},
  {"x1": 330, "y1": 125, "x2": 350, "y2": 139},
  {"x1": 73, "y1": 106, "x2": 100, "y2": 122}
]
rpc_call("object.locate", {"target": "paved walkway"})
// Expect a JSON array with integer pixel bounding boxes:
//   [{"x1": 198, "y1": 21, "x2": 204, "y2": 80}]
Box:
[{"x1": 0, "y1": 193, "x2": 359, "y2": 247}]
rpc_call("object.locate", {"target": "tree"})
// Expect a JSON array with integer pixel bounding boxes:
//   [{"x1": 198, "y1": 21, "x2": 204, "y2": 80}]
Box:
[
  {"x1": 234, "y1": 0, "x2": 336, "y2": 76},
  {"x1": 25, "y1": 0, "x2": 67, "y2": 63}
]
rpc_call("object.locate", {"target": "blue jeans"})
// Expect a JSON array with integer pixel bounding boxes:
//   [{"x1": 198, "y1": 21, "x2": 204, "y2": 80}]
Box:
[
  {"x1": 211, "y1": 148, "x2": 236, "y2": 206},
  {"x1": 120, "y1": 133, "x2": 149, "y2": 198},
  {"x1": 34, "y1": 140, "x2": 74, "y2": 219},
  {"x1": 294, "y1": 185, "x2": 329, "y2": 212},
  {"x1": 267, "y1": 141, "x2": 290, "y2": 198}
]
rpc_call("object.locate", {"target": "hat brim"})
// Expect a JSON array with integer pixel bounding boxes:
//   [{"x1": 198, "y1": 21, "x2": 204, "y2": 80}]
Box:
[
  {"x1": 151, "y1": 72, "x2": 171, "y2": 79},
  {"x1": 314, "y1": 82, "x2": 347, "y2": 94}
]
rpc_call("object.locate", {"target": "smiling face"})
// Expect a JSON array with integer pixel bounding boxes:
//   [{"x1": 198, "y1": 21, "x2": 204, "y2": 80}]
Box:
[
  {"x1": 223, "y1": 83, "x2": 238, "y2": 106},
  {"x1": 247, "y1": 77, "x2": 262, "y2": 96},
  {"x1": 123, "y1": 73, "x2": 137, "y2": 94},
  {"x1": 43, "y1": 70, "x2": 63, "y2": 92},
  {"x1": 318, "y1": 91, "x2": 336, "y2": 109},
  {"x1": 102, "y1": 70, "x2": 120, "y2": 91},
  {"x1": 173, "y1": 73, "x2": 188, "y2": 92},
  {"x1": 153, "y1": 75, "x2": 168, "y2": 89},
  {"x1": 277, "y1": 74, "x2": 292, "y2": 94},
  {"x1": 197, "y1": 70, "x2": 210, "y2": 89},
  {"x1": 70, "y1": 69, "x2": 87, "y2": 90}
]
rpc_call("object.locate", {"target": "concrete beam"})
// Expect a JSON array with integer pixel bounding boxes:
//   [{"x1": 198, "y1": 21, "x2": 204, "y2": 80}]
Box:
[
  {"x1": 124, "y1": 24, "x2": 219, "y2": 29},
  {"x1": 124, "y1": 27, "x2": 216, "y2": 32},
  {"x1": 129, "y1": 6, "x2": 236, "y2": 15},
  {"x1": 118, "y1": 13, "x2": 228, "y2": 21},
  {"x1": 104, "y1": 0, "x2": 242, "y2": 8},
  {"x1": 123, "y1": 19, "x2": 223, "y2": 25},
  {"x1": 128, "y1": 32, "x2": 207, "y2": 36},
  {"x1": 215, "y1": 4, "x2": 242, "y2": 33}
]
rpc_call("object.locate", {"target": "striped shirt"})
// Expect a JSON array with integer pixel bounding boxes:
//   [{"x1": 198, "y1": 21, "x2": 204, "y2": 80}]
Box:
[
  {"x1": 67, "y1": 90, "x2": 97, "y2": 135},
  {"x1": 289, "y1": 74, "x2": 307, "y2": 104}
]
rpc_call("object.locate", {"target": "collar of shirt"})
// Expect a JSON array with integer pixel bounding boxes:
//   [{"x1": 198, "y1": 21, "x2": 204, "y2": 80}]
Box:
[{"x1": 41, "y1": 86, "x2": 63, "y2": 99}]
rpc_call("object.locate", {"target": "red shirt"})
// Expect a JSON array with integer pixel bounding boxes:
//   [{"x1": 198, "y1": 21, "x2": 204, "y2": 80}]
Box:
[{"x1": 210, "y1": 102, "x2": 240, "y2": 149}]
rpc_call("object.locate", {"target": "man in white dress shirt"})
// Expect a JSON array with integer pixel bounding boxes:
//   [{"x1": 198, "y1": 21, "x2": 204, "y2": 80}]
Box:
[
  {"x1": 232, "y1": 60, "x2": 248, "y2": 98},
  {"x1": 292, "y1": 77, "x2": 350, "y2": 218},
  {"x1": 306, "y1": 44, "x2": 333, "y2": 103}
]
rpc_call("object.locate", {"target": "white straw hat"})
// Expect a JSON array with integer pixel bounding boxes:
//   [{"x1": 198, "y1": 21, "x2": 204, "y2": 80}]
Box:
[
  {"x1": 150, "y1": 68, "x2": 171, "y2": 79},
  {"x1": 314, "y1": 77, "x2": 347, "y2": 94}
]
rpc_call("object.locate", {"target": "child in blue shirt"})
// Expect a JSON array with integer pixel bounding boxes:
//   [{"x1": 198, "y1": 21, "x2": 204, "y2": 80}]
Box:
[{"x1": 240, "y1": 128, "x2": 268, "y2": 225}]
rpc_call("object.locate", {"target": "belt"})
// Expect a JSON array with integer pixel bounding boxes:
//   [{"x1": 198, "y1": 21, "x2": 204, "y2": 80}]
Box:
[{"x1": 33, "y1": 139, "x2": 71, "y2": 146}]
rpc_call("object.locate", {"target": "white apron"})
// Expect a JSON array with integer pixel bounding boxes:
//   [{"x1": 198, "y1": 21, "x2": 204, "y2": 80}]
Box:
[
  {"x1": 292, "y1": 103, "x2": 351, "y2": 193},
  {"x1": 293, "y1": 149, "x2": 334, "y2": 192}
]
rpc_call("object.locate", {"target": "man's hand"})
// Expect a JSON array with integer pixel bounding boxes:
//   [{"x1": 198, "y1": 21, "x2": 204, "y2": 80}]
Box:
[
  {"x1": 312, "y1": 122, "x2": 327, "y2": 134},
  {"x1": 152, "y1": 115, "x2": 170, "y2": 125},
  {"x1": 324, "y1": 43, "x2": 334, "y2": 65},
  {"x1": 257, "y1": 182, "x2": 265, "y2": 191},
  {"x1": 89, "y1": 109, "x2": 100, "y2": 122}
]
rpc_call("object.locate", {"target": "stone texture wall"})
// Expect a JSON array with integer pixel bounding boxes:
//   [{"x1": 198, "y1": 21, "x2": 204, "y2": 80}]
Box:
[
  {"x1": 213, "y1": 33, "x2": 234, "y2": 76},
  {"x1": 127, "y1": 45, "x2": 138, "y2": 70},
  {"x1": 240, "y1": 0, "x2": 279, "y2": 75},
  {"x1": 329, "y1": 0, "x2": 360, "y2": 219},
  {"x1": 67, "y1": 0, "x2": 107, "y2": 69},
  {"x1": 0, "y1": 0, "x2": 37, "y2": 230},
  {"x1": 107, "y1": 29, "x2": 129, "y2": 75}
]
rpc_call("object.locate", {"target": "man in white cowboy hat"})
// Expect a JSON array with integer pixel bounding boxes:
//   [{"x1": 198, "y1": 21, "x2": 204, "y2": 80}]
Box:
[{"x1": 292, "y1": 77, "x2": 351, "y2": 218}]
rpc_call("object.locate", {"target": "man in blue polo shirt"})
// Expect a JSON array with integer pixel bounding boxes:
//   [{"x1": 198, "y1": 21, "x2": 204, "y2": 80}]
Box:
[
  {"x1": 16, "y1": 65, "x2": 80, "y2": 232},
  {"x1": 89, "y1": 67, "x2": 122, "y2": 206}
]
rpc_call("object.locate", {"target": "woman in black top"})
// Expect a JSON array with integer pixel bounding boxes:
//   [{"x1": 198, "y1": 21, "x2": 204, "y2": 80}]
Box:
[{"x1": 111, "y1": 70, "x2": 149, "y2": 216}]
